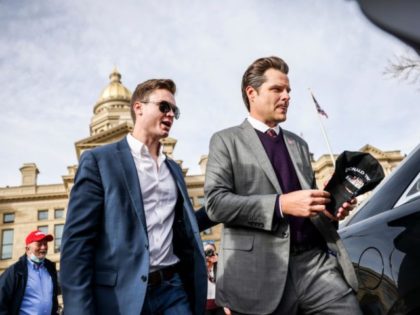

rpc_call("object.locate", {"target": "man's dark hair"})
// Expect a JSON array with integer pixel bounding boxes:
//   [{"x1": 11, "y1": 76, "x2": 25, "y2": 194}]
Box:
[
  {"x1": 130, "y1": 79, "x2": 176, "y2": 122},
  {"x1": 241, "y1": 56, "x2": 289, "y2": 111}
]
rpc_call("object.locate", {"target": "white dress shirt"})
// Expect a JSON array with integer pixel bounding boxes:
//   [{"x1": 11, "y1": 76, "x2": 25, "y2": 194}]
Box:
[
  {"x1": 127, "y1": 134, "x2": 180, "y2": 272},
  {"x1": 207, "y1": 268, "x2": 216, "y2": 299},
  {"x1": 247, "y1": 115, "x2": 280, "y2": 134}
]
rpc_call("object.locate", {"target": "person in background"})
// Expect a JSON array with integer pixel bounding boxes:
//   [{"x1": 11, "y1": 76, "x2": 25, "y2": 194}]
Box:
[
  {"x1": 0, "y1": 230, "x2": 59, "y2": 315},
  {"x1": 204, "y1": 242, "x2": 224, "y2": 315}
]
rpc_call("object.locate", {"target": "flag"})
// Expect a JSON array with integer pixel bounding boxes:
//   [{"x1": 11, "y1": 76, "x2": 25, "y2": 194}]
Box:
[{"x1": 311, "y1": 92, "x2": 328, "y2": 118}]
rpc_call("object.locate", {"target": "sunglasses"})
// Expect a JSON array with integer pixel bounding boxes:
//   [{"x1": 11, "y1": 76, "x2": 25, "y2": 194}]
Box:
[
  {"x1": 141, "y1": 100, "x2": 180, "y2": 120},
  {"x1": 205, "y1": 249, "x2": 216, "y2": 257}
]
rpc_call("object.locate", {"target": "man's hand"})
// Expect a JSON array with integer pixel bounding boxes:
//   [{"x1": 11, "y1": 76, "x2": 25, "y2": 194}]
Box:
[
  {"x1": 280, "y1": 190, "x2": 335, "y2": 220},
  {"x1": 335, "y1": 198, "x2": 357, "y2": 220},
  {"x1": 322, "y1": 177, "x2": 357, "y2": 221}
]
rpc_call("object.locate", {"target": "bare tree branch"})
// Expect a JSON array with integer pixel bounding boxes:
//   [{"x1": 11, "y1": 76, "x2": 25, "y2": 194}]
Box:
[{"x1": 384, "y1": 54, "x2": 420, "y2": 86}]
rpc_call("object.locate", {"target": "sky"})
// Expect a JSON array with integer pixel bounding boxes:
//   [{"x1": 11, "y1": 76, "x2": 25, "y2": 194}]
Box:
[{"x1": 0, "y1": 0, "x2": 419, "y2": 187}]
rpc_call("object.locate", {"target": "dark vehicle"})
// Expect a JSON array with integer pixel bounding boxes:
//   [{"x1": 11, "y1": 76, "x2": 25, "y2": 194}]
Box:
[{"x1": 339, "y1": 144, "x2": 420, "y2": 315}]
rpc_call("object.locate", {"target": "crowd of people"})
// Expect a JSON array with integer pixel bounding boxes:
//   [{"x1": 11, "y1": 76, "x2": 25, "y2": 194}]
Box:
[{"x1": 0, "y1": 56, "x2": 361, "y2": 315}]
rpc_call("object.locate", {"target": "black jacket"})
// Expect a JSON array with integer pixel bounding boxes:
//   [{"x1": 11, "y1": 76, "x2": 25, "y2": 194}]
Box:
[{"x1": 0, "y1": 254, "x2": 59, "y2": 315}]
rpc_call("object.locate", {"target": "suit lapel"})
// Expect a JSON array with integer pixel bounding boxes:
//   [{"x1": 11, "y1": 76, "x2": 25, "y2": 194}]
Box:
[
  {"x1": 240, "y1": 120, "x2": 282, "y2": 192},
  {"x1": 165, "y1": 159, "x2": 190, "y2": 207},
  {"x1": 165, "y1": 159, "x2": 203, "y2": 254},
  {"x1": 115, "y1": 138, "x2": 148, "y2": 235}
]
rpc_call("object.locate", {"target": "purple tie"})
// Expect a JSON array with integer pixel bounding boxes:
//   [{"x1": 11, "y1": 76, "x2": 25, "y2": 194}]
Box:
[{"x1": 266, "y1": 129, "x2": 277, "y2": 138}]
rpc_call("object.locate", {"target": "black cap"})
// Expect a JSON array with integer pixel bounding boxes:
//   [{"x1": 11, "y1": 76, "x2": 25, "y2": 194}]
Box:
[{"x1": 324, "y1": 151, "x2": 385, "y2": 215}]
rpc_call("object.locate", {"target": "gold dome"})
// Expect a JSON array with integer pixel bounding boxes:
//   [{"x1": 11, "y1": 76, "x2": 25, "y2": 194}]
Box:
[{"x1": 94, "y1": 67, "x2": 132, "y2": 111}]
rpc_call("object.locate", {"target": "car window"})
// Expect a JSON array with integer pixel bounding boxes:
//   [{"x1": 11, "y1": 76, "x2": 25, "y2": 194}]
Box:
[
  {"x1": 394, "y1": 172, "x2": 420, "y2": 208},
  {"x1": 407, "y1": 176, "x2": 420, "y2": 197}
]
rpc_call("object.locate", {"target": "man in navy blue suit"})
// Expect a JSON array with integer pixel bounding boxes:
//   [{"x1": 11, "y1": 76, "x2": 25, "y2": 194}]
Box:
[{"x1": 60, "y1": 79, "x2": 212, "y2": 315}]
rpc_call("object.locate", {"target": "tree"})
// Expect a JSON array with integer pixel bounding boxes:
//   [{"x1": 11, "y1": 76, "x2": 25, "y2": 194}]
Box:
[{"x1": 385, "y1": 54, "x2": 420, "y2": 87}]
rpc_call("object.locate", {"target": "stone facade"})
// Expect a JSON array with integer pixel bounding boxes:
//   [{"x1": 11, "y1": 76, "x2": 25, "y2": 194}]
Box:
[
  {"x1": 0, "y1": 170, "x2": 68, "y2": 271},
  {"x1": 0, "y1": 69, "x2": 405, "y2": 273}
]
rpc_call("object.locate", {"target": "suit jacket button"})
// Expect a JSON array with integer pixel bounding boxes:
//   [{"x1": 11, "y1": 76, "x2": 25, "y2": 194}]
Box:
[
  {"x1": 145, "y1": 244, "x2": 149, "y2": 250},
  {"x1": 141, "y1": 275, "x2": 147, "y2": 282}
]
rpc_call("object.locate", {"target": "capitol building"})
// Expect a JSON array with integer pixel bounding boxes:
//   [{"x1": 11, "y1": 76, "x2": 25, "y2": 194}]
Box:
[{"x1": 0, "y1": 69, "x2": 405, "y2": 273}]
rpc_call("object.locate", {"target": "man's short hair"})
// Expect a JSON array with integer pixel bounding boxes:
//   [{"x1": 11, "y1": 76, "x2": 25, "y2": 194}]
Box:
[
  {"x1": 241, "y1": 56, "x2": 289, "y2": 111},
  {"x1": 130, "y1": 79, "x2": 176, "y2": 122}
]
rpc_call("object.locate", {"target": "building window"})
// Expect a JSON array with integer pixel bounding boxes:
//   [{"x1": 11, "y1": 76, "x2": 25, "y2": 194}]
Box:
[
  {"x1": 3, "y1": 213, "x2": 15, "y2": 223},
  {"x1": 37, "y1": 225, "x2": 48, "y2": 234},
  {"x1": 1, "y1": 229, "x2": 14, "y2": 260},
  {"x1": 54, "y1": 224, "x2": 64, "y2": 253},
  {"x1": 203, "y1": 228, "x2": 212, "y2": 235},
  {"x1": 38, "y1": 210, "x2": 48, "y2": 221},
  {"x1": 54, "y1": 208, "x2": 64, "y2": 219},
  {"x1": 197, "y1": 196, "x2": 205, "y2": 207}
]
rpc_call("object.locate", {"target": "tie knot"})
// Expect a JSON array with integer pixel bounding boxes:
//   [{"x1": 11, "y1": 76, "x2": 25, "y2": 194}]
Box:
[
  {"x1": 266, "y1": 129, "x2": 277, "y2": 138},
  {"x1": 33, "y1": 263, "x2": 43, "y2": 271}
]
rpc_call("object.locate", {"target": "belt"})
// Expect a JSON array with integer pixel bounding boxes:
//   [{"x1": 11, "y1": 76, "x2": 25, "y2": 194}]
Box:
[
  {"x1": 290, "y1": 242, "x2": 324, "y2": 256},
  {"x1": 148, "y1": 264, "x2": 178, "y2": 286}
]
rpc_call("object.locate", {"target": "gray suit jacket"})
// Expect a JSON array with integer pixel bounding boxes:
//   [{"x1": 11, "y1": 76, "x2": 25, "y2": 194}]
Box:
[{"x1": 204, "y1": 120, "x2": 358, "y2": 314}]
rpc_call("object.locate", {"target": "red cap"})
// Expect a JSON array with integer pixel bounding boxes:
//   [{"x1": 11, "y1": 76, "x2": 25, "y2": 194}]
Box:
[{"x1": 25, "y1": 230, "x2": 54, "y2": 245}]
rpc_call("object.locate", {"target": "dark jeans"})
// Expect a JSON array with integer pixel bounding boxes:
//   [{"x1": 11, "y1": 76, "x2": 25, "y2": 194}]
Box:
[{"x1": 141, "y1": 273, "x2": 192, "y2": 315}]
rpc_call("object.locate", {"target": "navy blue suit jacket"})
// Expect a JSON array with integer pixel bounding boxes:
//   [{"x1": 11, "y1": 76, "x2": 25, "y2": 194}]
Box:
[{"x1": 60, "y1": 138, "x2": 208, "y2": 315}]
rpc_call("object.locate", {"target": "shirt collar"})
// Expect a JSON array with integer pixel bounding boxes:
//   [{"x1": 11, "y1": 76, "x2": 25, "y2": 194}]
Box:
[
  {"x1": 27, "y1": 257, "x2": 44, "y2": 270},
  {"x1": 126, "y1": 134, "x2": 166, "y2": 165},
  {"x1": 247, "y1": 115, "x2": 281, "y2": 135}
]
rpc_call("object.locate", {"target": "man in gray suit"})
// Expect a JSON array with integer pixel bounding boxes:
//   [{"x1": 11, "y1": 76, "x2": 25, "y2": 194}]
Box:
[{"x1": 204, "y1": 56, "x2": 362, "y2": 315}]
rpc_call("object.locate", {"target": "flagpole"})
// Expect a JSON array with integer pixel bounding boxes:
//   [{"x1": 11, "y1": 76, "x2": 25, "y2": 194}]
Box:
[{"x1": 308, "y1": 89, "x2": 336, "y2": 168}]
